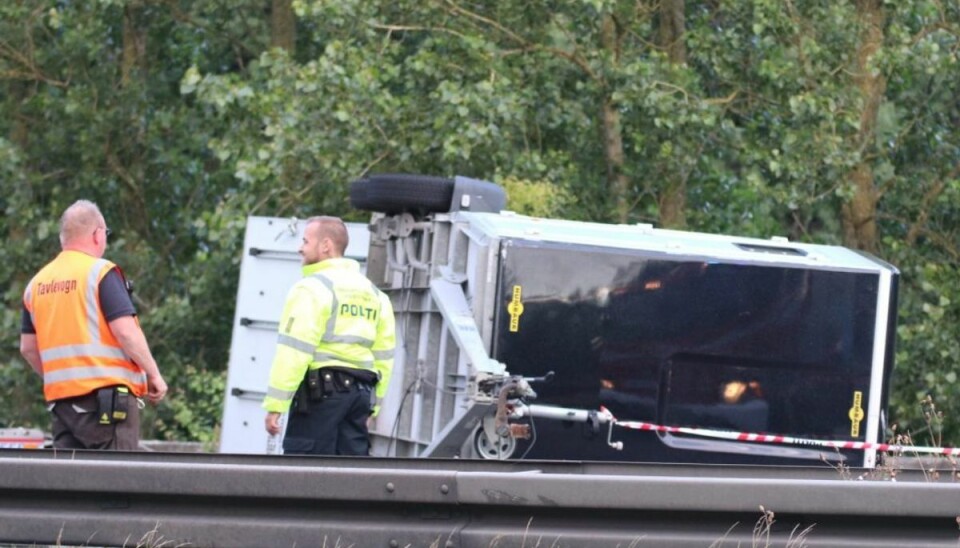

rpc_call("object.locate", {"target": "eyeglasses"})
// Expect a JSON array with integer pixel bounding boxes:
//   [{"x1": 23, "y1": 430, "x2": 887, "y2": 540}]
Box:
[{"x1": 94, "y1": 226, "x2": 111, "y2": 238}]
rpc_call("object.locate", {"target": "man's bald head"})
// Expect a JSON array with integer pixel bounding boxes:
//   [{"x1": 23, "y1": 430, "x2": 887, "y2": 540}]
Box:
[
  {"x1": 60, "y1": 200, "x2": 105, "y2": 247},
  {"x1": 306, "y1": 216, "x2": 349, "y2": 257}
]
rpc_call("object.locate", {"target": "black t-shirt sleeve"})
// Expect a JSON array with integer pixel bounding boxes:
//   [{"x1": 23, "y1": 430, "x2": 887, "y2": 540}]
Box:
[
  {"x1": 99, "y1": 268, "x2": 137, "y2": 321},
  {"x1": 21, "y1": 304, "x2": 35, "y2": 334}
]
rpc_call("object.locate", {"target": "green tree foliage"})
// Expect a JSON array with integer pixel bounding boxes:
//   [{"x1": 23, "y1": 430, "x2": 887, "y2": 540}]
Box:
[
  {"x1": 1, "y1": 0, "x2": 958, "y2": 447},
  {"x1": 0, "y1": 0, "x2": 250, "y2": 440}
]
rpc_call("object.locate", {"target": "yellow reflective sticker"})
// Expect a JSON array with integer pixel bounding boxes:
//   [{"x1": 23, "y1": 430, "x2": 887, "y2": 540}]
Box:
[
  {"x1": 507, "y1": 285, "x2": 524, "y2": 333},
  {"x1": 848, "y1": 390, "x2": 864, "y2": 437}
]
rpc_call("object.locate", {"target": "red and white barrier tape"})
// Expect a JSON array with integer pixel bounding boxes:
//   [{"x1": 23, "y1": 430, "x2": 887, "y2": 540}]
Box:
[{"x1": 600, "y1": 407, "x2": 959, "y2": 456}]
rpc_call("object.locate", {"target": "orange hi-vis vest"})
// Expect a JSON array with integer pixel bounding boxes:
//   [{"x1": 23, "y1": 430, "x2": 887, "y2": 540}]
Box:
[{"x1": 23, "y1": 250, "x2": 147, "y2": 401}]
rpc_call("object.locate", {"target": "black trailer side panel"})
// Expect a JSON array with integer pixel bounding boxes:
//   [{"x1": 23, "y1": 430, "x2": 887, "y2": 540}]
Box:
[{"x1": 493, "y1": 239, "x2": 888, "y2": 465}]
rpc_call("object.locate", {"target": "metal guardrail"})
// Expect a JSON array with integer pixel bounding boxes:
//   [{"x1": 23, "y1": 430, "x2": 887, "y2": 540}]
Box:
[{"x1": 1, "y1": 449, "x2": 959, "y2": 547}]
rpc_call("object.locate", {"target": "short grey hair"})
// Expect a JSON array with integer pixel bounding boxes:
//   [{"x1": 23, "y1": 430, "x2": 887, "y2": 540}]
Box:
[{"x1": 60, "y1": 200, "x2": 104, "y2": 246}]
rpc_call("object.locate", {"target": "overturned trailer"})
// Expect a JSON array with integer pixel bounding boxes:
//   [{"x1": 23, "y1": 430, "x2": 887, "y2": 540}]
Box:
[{"x1": 352, "y1": 174, "x2": 899, "y2": 468}]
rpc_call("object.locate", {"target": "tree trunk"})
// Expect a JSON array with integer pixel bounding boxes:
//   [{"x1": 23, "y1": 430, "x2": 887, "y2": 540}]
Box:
[
  {"x1": 8, "y1": 80, "x2": 30, "y2": 247},
  {"x1": 657, "y1": 0, "x2": 687, "y2": 229},
  {"x1": 842, "y1": 0, "x2": 886, "y2": 253},
  {"x1": 119, "y1": 0, "x2": 150, "y2": 235},
  {"x1": 121, "y1": 0, "x2": 147, "y2": 86},
  {"x1": 9, "y1": 81, "x2": 29, "y2": 151},
  {"x1": 271, "y1": 0, "x2": 296, "y2": 53},
  {"x1": 599, "y1": 14, "x2": 630, "y2": 223},
  {"x1": 658, "y1": 0, "x2": 687, "y2": 64}
]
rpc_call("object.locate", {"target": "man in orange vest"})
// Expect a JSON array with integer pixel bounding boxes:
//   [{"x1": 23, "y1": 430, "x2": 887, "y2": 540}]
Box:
[{"x1": 20, "y1": 200, "x2": 168, "y2": 450}]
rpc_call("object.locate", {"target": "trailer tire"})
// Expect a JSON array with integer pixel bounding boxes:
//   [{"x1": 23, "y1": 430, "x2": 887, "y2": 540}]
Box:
[
  {"x1": 350, "y1": 174, "x2": 455, "y2": 213},
  {"x1": 464, "y1": 424, "x2": 518, "y2": 460}
]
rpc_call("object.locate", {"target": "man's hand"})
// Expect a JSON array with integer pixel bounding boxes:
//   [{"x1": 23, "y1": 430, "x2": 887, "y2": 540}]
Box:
[
  {"x1": 367, "y1": 404, "x2": 380, "y2": 430},
  {"x1": 109, "y1": 316, "x2": 165, "y2": 403},
  {"x1": 265, "y1": 412, "x2": 282, "y2": 436},
  {"x1": 146, "y1": 372, "x2": 168, "y2": 404}
]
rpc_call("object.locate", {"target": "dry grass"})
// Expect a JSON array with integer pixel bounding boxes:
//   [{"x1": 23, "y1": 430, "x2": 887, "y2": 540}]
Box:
[
  {"x1": 708, "y1": 506, "x2": 815, "y2": 548},
  {"x1": 859, "y1": 395, "x2": 960, "y2": 483}
]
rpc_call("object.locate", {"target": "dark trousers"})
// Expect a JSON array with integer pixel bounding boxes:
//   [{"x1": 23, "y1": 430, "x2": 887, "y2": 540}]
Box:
[
  {"x1": 50, "y1": 390, "x2": 140, "y2": 450},
  {"x1": 283, "y1": 383, "x2": 372, "y2": 456}
]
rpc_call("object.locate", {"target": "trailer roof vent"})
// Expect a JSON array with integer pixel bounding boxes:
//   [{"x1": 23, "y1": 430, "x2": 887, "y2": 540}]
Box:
[{"x1": 734, "y1": 243, "x2": 807, "y2": 256}]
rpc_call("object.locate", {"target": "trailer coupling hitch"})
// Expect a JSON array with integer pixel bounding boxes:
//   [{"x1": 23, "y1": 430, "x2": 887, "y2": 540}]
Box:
[
  {"x1": 487, "y1": 371, "x2": 556, "y2": 439},
  {"x1": 490, "y1": 371, "x2": 624, "y2": 451}
]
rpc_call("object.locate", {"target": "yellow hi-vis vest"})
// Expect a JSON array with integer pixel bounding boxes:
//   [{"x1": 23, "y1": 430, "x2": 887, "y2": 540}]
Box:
[
  {"x1": 262, "y1": 258, "x2": 396, "y2": 413},
  {"x1": 23, "y1": 250, "x2": 147, "y2": 401}
]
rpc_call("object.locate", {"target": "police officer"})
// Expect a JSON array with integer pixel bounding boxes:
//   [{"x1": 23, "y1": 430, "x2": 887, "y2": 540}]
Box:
[
  {"x1": 20, "y1": 200, "x2": 167, "y2": 450},
  {"x1": 263, "y1": 216, "x2": 396, "y2": 455}
]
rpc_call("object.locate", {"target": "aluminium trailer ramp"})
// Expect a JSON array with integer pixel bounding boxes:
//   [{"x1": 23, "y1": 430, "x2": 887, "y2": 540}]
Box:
[{"x1": 219, "y1": 216, "x2": 370, "y2": 454}]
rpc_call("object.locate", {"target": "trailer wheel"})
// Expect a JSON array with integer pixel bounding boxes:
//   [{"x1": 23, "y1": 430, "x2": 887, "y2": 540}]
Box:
[
  {"x1": 349, "y1": 174, "x2": 455, "y2": 213},
  {"x1": 469, "y1": 425, "x2": 517, "y2": 460}
]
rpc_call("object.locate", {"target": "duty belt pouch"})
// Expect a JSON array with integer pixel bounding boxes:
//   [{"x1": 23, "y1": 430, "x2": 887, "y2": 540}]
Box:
[
  {"x1": 112, "y1": 386, "x2": 129, "y2": 422},
  {"x1": 97, "y1": 388, "x2": 113, "y2": 425},
  {"x1": 307, "y1": 369, "x2": 325, "y2": 401},
  {"x1": 97, "y1": 387, "x2": 129, "y2": 425},
  {"x1": 321, "y1": 371, "x2": 336, "y2": 396},
  {"x1": 332, "y1": 371, "x2": 355, "y2": 392},
  {"x1": 295, "y1": 381, "x2": 310, "y2": 415}
]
